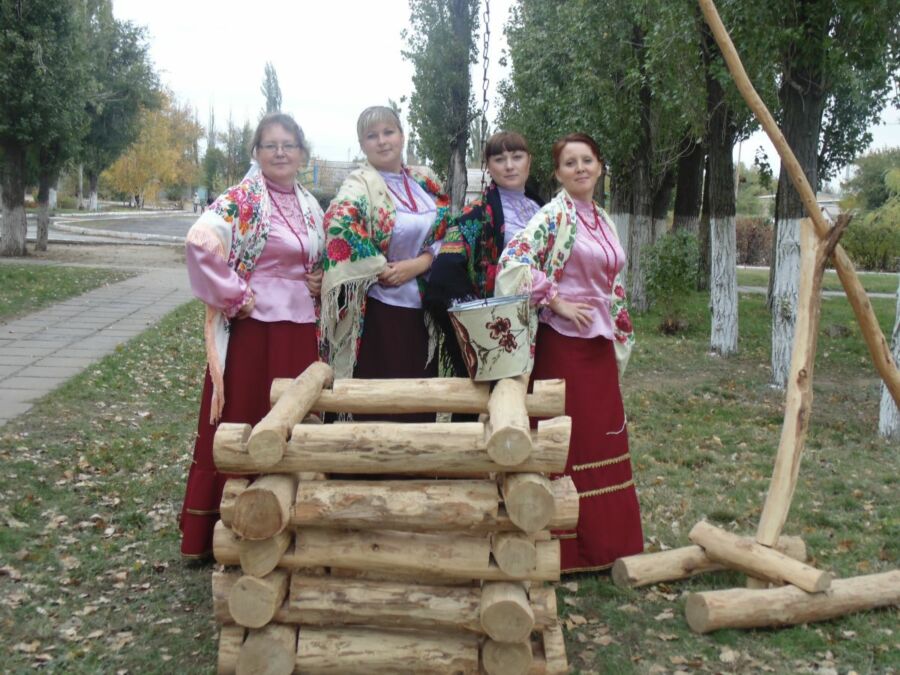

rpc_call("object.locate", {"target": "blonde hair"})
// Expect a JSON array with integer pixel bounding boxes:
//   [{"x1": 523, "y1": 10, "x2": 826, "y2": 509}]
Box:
[{"x1": 357, "y1": 106, "x2": 403, "y2": 142}]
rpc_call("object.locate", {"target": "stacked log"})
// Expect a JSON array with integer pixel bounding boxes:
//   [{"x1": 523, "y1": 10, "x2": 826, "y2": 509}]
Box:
[{"x1": 211, "y1": 370, "x2": 572, "y2": 675}]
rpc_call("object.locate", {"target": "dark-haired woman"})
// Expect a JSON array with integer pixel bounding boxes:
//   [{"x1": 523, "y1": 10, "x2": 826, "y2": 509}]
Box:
[
  {"x1": 497, "y1": 133, "x2": 643, "y2": 573},
  {"x1": 178, "y1": 113, "x2": 325, "y2": 559},
  {"x1": 426, "y1": 130, "x2": 544, "y2": 376}
]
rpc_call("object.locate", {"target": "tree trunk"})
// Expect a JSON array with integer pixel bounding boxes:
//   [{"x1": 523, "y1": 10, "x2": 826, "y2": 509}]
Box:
[
  {"x1": 770, "y1": 68, "x2": 827, "y2": 387},
  {"x1": 767, "y1": 179, "x2": 781, "y2": 306},
  {"x1": 36, "y1": 168, "x2": 57, "y2": 252},
  {"x1": 609, "y1": 170, "x2": 632, "y2": 280},
  {"x1": 628, "y1": 160, "x2": 653, "y2": 312},
  {"x1": 445, "y1": 0, "x2": 471, "y2": 215},
  {"x1": 650, "y1": 167, "x2": 675, "y2": 243},
  {"x1": 448, "y1": 144, "x2": 468, "y2": 215},
  {"x1": 0, "y1": 144, "x2": 28, "y2": 257},
  {"x1": 87, "y1": 169, "x2": 100, "y2": 212},
  {"x1": 697, "y1": 154, "x2": 712, "y2": 291},
  {"x1": 77, "y1": 163, "x2": 85, "y2": 210},
  {"x1": 879, "y1": 276, "x2": 900, "y2": 439},
  {"x1": 672, "y1": 138, "x2": 704, "y2": 234}
]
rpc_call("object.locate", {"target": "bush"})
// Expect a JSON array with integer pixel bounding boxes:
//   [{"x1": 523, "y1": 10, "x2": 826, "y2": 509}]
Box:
[
  {"x1": 842, "y1": 198, "x2": 900, "y2": 272},
  {"x1": 735, "y1": 217, "x2": 773, "y2": 266},
  {"x1": 642, "y1": 229, "x2": 700, "y2": 332},
  {"x1": 310, "y1": 188, "x2": 336, "y2": 212}
]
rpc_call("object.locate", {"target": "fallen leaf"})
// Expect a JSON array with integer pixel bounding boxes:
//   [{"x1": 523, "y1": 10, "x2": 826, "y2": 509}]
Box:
[
  {"x1": 654, "y1": 609, "x2": 675, "y2": 621},
  {"x1": 14, "y1": 641, "x2": 40, "y2": 654},
  {"x1": 719, "y1": 647, "x2": 738, "y2": 664}
]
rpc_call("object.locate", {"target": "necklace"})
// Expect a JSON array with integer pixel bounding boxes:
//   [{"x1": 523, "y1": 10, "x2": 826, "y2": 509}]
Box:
[
  {"x1": 577, "y1": 207, "x2": 619, "y2": 289},
  {"x1": 386, "y1": 172, "x2": 419, "y2": 213},
  {"x1": 269, "y1": 188, "x2": 310, "y2": 270}
]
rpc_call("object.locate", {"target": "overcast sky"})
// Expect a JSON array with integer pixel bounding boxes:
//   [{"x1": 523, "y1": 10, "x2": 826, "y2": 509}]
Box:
[{"x1": 113, "y1": 0, "x2": 898, "y2": 181}]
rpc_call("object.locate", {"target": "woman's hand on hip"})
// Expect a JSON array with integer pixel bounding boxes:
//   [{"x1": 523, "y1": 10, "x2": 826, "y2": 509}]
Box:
[
  {"x1": 549, "y1": 297, "x2": 592, "y2": 330},
  {"x1": 305, "y1": 268, "x2": 323, "y2": 296}
]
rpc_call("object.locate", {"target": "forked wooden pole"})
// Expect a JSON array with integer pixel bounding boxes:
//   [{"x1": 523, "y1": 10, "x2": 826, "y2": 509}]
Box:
[{"x1": 698, "y1": 0, "x2": 900, "y2": 407}]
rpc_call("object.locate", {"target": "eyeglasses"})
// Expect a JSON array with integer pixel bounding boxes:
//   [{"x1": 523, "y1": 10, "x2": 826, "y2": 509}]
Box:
[{"x1": 258, "y1": 143, "x2": 301, "y2": 154}]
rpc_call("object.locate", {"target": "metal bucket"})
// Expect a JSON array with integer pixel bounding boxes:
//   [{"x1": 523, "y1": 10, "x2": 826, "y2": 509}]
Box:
[{"x1": 447, "y1": 294, "x2": 534, "y2": 381}]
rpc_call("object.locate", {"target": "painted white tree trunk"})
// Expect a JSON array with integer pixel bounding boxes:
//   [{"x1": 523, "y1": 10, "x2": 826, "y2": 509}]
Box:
[
  {"x1": 88, "y1": 190, "x2": 99, "y2": 212},
  {"x1": 878, "y1": 276, "x2": 900, "y2": 440},
  {"x1": 628, "y1": 212, "x2": 653, "y2": 312},
  {"x1": 49, "y1": 187, "x2": 58, "y2": 210},
  {"x1": 770, "y1": 217, "x2": 802, "y2": 387},
  {"x1": 610, "y1": 210, "x2": 630, "y2": 280},
  {"x1": 710, "y1": 215, "x2": 738, "y2": 355},
  {"x1": 0, "y1": 204, "x2": 27, "y2": 257}
]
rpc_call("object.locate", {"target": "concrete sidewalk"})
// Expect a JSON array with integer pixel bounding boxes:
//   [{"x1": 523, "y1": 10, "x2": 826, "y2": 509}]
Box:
[{"x1": 0, "y1": 268, "x2": 193, "y2": 427}]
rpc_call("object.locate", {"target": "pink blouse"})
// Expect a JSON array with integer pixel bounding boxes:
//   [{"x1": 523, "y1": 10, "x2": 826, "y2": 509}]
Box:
[
  {"x1": 368, "y1": 170, "x2": 439, "y2": 309},
  {"x1": 185, "y1": 180, "x2": 317, "y2": 323},
  {"x1": 530, "y1": 199, "x2": 625, "y2": 339}
]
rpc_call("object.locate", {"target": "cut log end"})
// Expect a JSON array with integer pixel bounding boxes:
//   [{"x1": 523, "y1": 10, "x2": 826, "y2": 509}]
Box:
[
  {"x1": 480, "y1": 582, "x2": 535, "y2": 642},
  {"x1": 503, "y1": 474, "x2": 556, "y2": 534},
  {"x1": 245, "y1": 429, "x2": 287, "y2": 467},
  {"x1": 486, "y1": 427, "x2": 534, "y2": 466},
  {"x1": 482, "y1": 639, "x2": 533, "y2": 675},
  {"x1": 235, "y1": 624, "x2": 296, "y2": 675}
]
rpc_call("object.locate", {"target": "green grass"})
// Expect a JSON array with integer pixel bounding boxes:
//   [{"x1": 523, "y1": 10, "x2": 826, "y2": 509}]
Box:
[
  {"x1": 0, "y1": 295, "x2": 897, "y2": 673},
  {"x1": 738, "y1": 267, "x2": 899, "y2": 295},
  {"x1": 0, "y1": 264, "x2": 135, "y2": 322}
]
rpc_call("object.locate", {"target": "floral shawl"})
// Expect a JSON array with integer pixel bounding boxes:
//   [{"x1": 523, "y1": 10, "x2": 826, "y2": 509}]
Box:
[
  {"x1": 320, "y1": 161, "x2": 451, "y2": 379},
  {"x1": 495, "y1": 189, "x2": 634, "y2": 375},
  {"x1": 185, "y1": 170, "x2": 325, "y2": 423}
]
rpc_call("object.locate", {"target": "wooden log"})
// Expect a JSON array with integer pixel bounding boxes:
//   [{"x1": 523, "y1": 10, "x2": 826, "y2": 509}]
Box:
[
  {"x1": 213, "y1": 423, "x2": 252, "y2": 473},
  {"x1": 296, "y1": 626, "x2": 480, "y2": 674},
  {"x1": 236, "y1": 624, "x2": 296, "y2": 675},
  {"x1": 685, "y1": 569, "x2": 900, "y2": 634},
  {"x1": 212, "y1": 571, "x2": 239, "y2": 624},
  {"x1": 480, "y1": 582, "x2": 535, "y2": 642},
  {"x1": 492, "y1": 532, "x2": 538, "y2": 577},
  {"x1": 689, "y1": 521, "x2": 831, "y2": 593},
  {"x1": 611, "y1": 535, "x2": 808, "y2": 588},
  {"x1": 483, "y1": 639, "x2": 533, "y2": 675},
  {"x1": 232, "y1": 474, "x2": 297, "y2": 541},
  {"x1": 217, "y1": 625, "x2": 244, "y2": 675},
  {"x1": 697, "y1": 0, "x2": 900, "y2": 407},
  {"x1": 220, "y1": 478, "x2": 250, "y2": 528},
  {"x1": 502, "y1": 474, "x2": 555, "y2": 534},
  {"x1": 292, "y1": 479, "x2": 500, "y2": 531},
  {"x1": 228, "y1": 570, "x2": 290, "y2": 628},
  {"x1": 539, "y1": 624, "x2": 569, "y2": 675},
  {"x1": 328, "y1": 566, "x2": 478, "y2": 587},
  {"x1": 215, "y1": 418, "x2": 570, "y2": 475},
  {"x1": 213, "y1": 521, "x2": 291, "y2": 577},
  {"x1": 486, "y1": 376, "x2": 534, "y2": 466},
  {"x1": 246, "y1": 362, "x2": 333, "y2": 466},
  {"x1": 270, "y1": 376, "x2": 567, "y2": 418}
]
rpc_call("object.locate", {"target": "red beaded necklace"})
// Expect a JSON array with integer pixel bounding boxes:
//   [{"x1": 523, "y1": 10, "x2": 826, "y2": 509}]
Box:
[
  {"x1": 577, "y1": 207, "x2": 619, "y2": 288},
  {"x1": 386, "y1": 172, "x2": 419, "y2": 213},
  {"x1": 268, "y1": 185, "x2": 309, "y2": 269}
]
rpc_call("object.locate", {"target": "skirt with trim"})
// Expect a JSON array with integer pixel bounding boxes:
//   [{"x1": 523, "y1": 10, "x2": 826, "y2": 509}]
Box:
[
  {"x1": 352, "y1": 297, "x2": 438, "y2": 423},
  {"x1": 530, "y1": 323, "x2": 644, "y2": 572},
  {"x1": 179, "y1": 318, "x2": 319, "y2": 558}
]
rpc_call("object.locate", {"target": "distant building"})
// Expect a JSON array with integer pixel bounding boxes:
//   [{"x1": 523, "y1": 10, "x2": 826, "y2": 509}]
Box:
[{"x1": 757, "y1": 192, "x2": 843, "y2": 222}]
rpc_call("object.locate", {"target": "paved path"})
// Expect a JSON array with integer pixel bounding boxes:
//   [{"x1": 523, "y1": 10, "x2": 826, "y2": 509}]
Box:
[{"x1": 0, "y1": 268, "x2": 193, "y2": 427}]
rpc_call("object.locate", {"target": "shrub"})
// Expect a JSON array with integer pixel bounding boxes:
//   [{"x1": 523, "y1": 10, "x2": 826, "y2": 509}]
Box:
[
  {"x1": 842, "y1": 198, "x2": 900, "y2": 272},
  {"x1": 735, "y1": 217, "x2": 773, "y2": 266},
  {"x1": 310, "y1": 189, "x2": 336, "y2": 212},
  {"x1": 642, "y1": 229, "x2": 700, "y2": 332}
]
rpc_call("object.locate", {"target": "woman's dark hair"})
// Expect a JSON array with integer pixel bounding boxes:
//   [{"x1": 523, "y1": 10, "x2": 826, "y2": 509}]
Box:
[
  {"x1": 250, "y1": 112, "x2": 310, "y2": 159},
  {"x1": 484, "y1": 131, "x2": 530, "y2": 160},
  {"x1": 551, "y1": 132, "x2": 604, "y2": 169}
]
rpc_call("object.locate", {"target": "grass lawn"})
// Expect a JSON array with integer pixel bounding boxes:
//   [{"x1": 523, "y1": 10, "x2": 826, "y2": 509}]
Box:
[
  {"x1": 738, "y1": 267, "x2": 899, "y2": 295},
  {"x1": 0, "y1": 293, "x2": 897, "y2": 674},
  {"x1": 0, "y1": 264, "x2": 135, "y2": 322}
]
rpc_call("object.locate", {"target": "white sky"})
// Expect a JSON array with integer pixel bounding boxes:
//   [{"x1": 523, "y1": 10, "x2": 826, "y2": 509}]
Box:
[{"x1": 113, "y1": 0, "x2": 898, "y2": 179}]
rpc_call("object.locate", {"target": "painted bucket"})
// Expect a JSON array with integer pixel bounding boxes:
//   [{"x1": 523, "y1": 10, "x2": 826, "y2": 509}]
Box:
[{"x1": 447, "y1": 294, "x2": 534, "y2": 381}]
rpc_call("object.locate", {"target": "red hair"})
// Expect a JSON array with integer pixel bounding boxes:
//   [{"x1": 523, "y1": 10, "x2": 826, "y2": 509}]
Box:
[{"x1": 551, "y1": 133, "x2": 604, "y2": 169}]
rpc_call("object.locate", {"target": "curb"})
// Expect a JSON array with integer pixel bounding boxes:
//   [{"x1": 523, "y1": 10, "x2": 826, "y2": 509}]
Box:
[{"x1": 52, "y1": 221, "x2": 184, "y2": 244}]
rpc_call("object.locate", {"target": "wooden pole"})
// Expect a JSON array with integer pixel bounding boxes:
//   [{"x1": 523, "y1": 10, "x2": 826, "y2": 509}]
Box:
[
  {"x1": 483, "y1": 639, "x2": 533, "y2": 675},
  {"x1": 610, "y1": 535, "x2": 807, "y2": 588},
  {"x1": 227, "y1": 570, "x2": 290, "y2": 629},
  {"x1": 697, "y1": 0, "x2": 900, "y2": 406},
  {"x1": 685, "y1": 570, "x2": 900, "y2": 633},
  {"x1": 217, "y1": 625, "x2": 244, "y2": 675},
  {"x1": 236, "y1": 624, "x2": 296, "y2": 675},
  {"x1": 246, "y1": 362, "x2": 333, "y2": 466},
  {"x1": 219, "y1": 478, "x2": 250, "y2": 528},
  {"x1": 232, "y1": 474, "x2": 297, "y2": 541},
  {"x1": 269, "y1": 377, "x2": 567, "y2": 418},
  {"x1": 502, "y1": 473, "x2": 556, "y2": 534},
  {"x1": 486, "y1": 376, "x2": 534, "y2": 466},
  {"x1": 480, "y1": 582, "x2": 535, "y2": 642},
  {"x1": 689, "y1": 521, "x2": 832, "y2": 593},
  {"x1": 492, "y1": 532, "x2": 538, "y2": 577}
]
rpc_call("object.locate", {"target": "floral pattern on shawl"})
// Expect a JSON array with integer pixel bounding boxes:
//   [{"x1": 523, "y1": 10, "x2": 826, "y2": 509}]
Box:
[
  {"x1": 319, "y1": 163, "x2": 450, "y2": 379},
  {"x1": 496, "y1": 190, "x2": 634, "y2": 374}
]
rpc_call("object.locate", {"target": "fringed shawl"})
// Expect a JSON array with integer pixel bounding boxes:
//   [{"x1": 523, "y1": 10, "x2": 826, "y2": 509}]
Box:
[
  {"x1": 319, "y1": 162, "x2": 450, "y2": 380},
  {"x1": 185, "y1": 171, "x2": 325, "y2": 423},
  {"x1": 495, "y1": 189, "x2": 635, "y2": 375}
]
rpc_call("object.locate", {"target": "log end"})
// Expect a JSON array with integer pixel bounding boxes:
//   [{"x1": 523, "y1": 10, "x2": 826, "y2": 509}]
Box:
[
  {"x1": 684, "y1": 593, "x2": 712, "y2": 634},
  {"x1": 610, "y1": 558, "x2": 634, "y2": 588},
  {"x1": 812, "y1": 571, "x2": 834, "y2": 593},
  {"x1": 235, "y1": 627, "x2": 296, "y2": 675},
  {"x1": 482, "y1": 639, "x2": 533, "y2": 675},
  {"x1": 228, "y1": 575, "x2": 281, "y2": 628},
  {"x1": 486, "y1": 427, "x2": 534, "y2": 467},
  {"x1": 232, "y1": 490, "x2": 288, "y2": 541},
  {"x1": 246, "y1": 428, "x2": 287, "y2": 467}
]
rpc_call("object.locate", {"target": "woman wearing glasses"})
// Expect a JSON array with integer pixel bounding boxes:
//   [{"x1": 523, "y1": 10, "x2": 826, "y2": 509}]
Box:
[
  {"x1": 319, "y1": 106, "x2": 450, "y2": 421},
  {"x1": 497, "y1": 133, "x2": 642, "y2": 573},
  {"x1": 178, "y1": 113, "x2": 325, "y2": 559}
]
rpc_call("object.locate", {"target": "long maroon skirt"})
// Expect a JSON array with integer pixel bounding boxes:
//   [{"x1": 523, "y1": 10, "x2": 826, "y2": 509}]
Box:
[
  {"x1": 531, "y1": 323, "x2": 644, "y2": 572},
  {"x1": 179, "y1": 318, "x2": 319, "y2": 558},
  {"x1": 352, "y1": 297, "x2": 438, "y2": 423}
]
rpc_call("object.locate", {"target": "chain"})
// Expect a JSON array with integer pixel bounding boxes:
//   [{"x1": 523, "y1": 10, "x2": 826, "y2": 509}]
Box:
[{"x1": 479, "y1": 0, "x2": 491, "y2": 190}]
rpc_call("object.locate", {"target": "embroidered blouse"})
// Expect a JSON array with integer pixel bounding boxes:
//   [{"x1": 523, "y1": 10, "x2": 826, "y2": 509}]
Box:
[
  {"x1": 497, "y1": 186, "x2": 541, "y2": 246},
  {"x1": 186, "y1": 179, "x2": 317, "y2": 324},
  {"x1": 368, "y1": 170, "x2": 439, "y2": 309}
]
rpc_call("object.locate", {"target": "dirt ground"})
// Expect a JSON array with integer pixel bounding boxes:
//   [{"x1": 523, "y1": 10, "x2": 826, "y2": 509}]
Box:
[{"x1": 13, "y1": 243, "x2": 185, "y2": 270}]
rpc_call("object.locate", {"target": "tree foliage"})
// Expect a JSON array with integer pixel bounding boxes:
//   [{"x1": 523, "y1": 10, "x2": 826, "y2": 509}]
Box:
[
  {"x1": 842, "y1": 146, "x2": 900, "y2": 211},
  {"x1": 260, "y1": 61, "x2": 282, "y2": 116}
]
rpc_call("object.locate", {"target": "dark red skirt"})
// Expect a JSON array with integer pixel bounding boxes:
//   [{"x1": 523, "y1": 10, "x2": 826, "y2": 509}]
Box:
[
  {"x1": 179, "y1": 318, "x2": 319, "y2": 558},
  {"x1": 530, "y1": 323, "x2": 644, "y2": 572},
  {"x1": 352, "y1": 297, "x2": 438, "y2": 423}
]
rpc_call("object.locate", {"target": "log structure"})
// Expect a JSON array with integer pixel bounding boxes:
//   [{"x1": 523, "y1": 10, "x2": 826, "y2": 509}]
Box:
[{"x1": 208, "y1": 369, "x2": 572, "y2": 674}]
